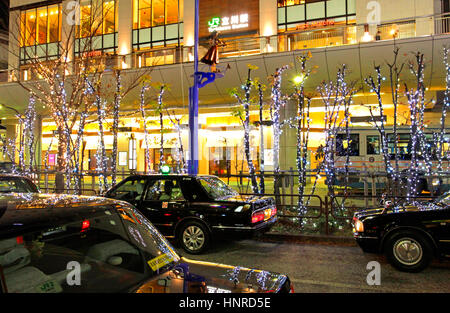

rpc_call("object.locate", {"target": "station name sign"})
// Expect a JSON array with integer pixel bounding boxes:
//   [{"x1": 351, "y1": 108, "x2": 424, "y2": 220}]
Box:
[{"x1": 207, "y1": 13, "x2": 249, "y2": 33}]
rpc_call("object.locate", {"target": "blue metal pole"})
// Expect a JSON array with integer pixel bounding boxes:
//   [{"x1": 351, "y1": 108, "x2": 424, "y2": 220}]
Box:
[{"x1": 188, "y1": 0, "x2": 199, "y2": 175}]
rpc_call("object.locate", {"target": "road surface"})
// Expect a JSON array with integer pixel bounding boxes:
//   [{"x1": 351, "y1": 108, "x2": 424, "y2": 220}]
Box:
[{"x1": 175, "y1": 238, "x2": 450, "y2": 293}]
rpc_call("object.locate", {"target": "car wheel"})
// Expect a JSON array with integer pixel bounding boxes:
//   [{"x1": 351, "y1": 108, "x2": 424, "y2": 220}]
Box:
[
  {"x1": 178, "y1": 221, "x2": 210, "y2": 254},
  {"x1": 384, "y1": 230, "x2": 433, "y2": 273}
]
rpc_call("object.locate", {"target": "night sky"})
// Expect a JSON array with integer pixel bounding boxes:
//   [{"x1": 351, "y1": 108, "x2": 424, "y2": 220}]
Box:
[{"x1": 0, "y1": 0, "x2": 8, "y2": 32}]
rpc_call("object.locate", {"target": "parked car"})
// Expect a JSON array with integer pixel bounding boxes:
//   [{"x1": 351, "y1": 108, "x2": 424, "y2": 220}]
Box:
[
  {"x1": 0, "y1": 193, "x2": 293, "y2": 293},
  {"x1": 0, "y1": 174, "x2": 39, "y2": 193},
  {"x1": 104, "y1": 174, "x2": 277, "y2": 254},
  {"x1": 352, "y1": 192, "x2": 450, "y2": 272}
]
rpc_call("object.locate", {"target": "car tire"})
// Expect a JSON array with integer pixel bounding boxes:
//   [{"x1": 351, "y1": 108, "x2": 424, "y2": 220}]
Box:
[
  {"x1": 178, "y1": 221, "x2": 210, "y2": 254},
  {"x1": 384, "y1": 230, "x2": 434, "y2": 273}
]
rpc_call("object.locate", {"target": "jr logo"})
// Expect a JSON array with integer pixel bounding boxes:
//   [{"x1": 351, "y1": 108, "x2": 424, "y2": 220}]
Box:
[
  {"x1": 66, "y1": 261, "x2": 81, "y2": 286},
  {"x1": 366, "y1": 261, "x2": 381, "y2": 286}
]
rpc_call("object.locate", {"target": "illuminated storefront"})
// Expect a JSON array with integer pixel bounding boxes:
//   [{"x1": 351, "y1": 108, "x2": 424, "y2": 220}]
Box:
[{"x1": 2, "y1": 0, "x2": 450, "y2": 176}]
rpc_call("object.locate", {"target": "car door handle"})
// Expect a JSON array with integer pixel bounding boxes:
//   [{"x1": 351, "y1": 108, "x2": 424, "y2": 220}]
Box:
[{"x1": 145, "y1": 207, "x2": 158, "y2": 211}]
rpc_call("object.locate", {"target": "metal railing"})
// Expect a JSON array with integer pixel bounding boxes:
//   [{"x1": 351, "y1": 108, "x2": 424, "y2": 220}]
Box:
[{"x1": 24, "y1": 167, "x2": 449, "y2": 236}]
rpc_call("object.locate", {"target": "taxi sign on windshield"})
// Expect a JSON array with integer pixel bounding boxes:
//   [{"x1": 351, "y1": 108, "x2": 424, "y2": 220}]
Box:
[{"x1": 147, "y1": 253, "x2": 173, "y2": 271}]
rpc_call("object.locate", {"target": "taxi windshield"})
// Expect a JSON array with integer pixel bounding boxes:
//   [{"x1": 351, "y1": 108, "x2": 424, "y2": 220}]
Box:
[
  {"x1": 197, "y1": 176, "x2": 239, "y2": 200},
  {"x1": 0, "y1": 204, "x2": 180, "y2": 293}
]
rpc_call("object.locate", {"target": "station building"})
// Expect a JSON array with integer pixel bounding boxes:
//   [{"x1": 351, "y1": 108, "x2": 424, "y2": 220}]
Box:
[{"x1": 0, "y1": 0, "x2": 449, "y2": 176}]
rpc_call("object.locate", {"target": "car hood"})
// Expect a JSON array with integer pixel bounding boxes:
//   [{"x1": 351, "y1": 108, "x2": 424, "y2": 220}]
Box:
[{"x1": 133, "y1": 257, "x2": 290, "y2": 293}]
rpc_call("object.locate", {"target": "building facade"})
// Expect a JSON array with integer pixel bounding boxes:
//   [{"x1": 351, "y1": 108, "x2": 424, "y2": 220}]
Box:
[{"x1": 0, "y1": 0, "x2": 449, "y2": 177}]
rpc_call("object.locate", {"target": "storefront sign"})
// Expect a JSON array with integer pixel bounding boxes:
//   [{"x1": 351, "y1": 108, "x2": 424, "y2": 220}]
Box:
[
  {"x1": 207, "y1": 13, "x2": 249, "y2": 32},
  {"x1": 199, "y1": 0, "x2": 259, "y2": 38}
]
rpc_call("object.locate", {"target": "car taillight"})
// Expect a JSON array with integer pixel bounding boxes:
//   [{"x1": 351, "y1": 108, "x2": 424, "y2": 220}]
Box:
[
  {"x1": 81, "y1": 220, "x2": 90, "y2": 232},
  {"x1": 16, "y1": 236, "x2": 24, "y2": 245},
  {"x1": 252, "y1": 211, "x2": 264, "y2": 224}
]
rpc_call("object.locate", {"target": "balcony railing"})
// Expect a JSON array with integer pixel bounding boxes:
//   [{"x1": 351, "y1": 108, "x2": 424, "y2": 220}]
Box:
[{"x1": 3, "y1": 13, "x2": 450, "y2": 84}]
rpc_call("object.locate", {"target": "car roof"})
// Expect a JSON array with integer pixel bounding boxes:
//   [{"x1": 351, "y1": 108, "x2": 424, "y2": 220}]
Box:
[{"x1": 0, "y1": 193, "x2": 131, "y2": 238}]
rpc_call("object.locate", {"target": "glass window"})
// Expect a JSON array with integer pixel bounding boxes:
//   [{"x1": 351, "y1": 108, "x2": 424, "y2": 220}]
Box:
[
  {"x1": 286, "y1": 5, "x2": 305, "y2": 23},
  {"x1": 80, "y1": 1, "x2": 92, "y2": 38},
  {"x1": 103, "y1": 0, "x2": 116, "y2": 34},
  {"x1": 327, "y1": 0, "x2": 346, "y2": 17},
  {"x1": 146, "y1": 179, "x2": 184, "y2": 201},
  {"x1": 109, "y1": 178, "x2": 147, "y2": 202},
  {"x1": 48, "y1": 5, "x2": 60, "y2": 43},
  {"x1": 165, "y1": 0, "x2": 179, "y2": 24},
  {"x1": 387, "y1": 133, "x2": 411, "y2": 160},
  {"x1": 197, "y1": 176, "x2": 238, "y2": 200},
  {"x1": 21, "y1": 4, "x2": 61, "y2": 48},
  {"x1": 77, "y1": 0, "x2": 117, "y2": 38},
  {"x1": 36, "y1": 7, "x2": 47, "y2": 45},
  {"x1": 306, "y1": 2, "x2": 325, "y2": 20},
  {"x1": 132, "y1": 0, "x2": 183, "y2": 49},
  {"x1": 25, "y1": 10, "x2": 36, "y2": 46},
  {"x1": 139, "y1": 0, "x2": 152, "y2": 28},
  {"x1": 366, "y1": 135, "x2": 380, "y2": 155},
  {"x1": 336, "y1": 134, "x2": 359, "y2": 156},
  {"x1": 152, "y1": 0, "x2": 165, "y2": 26},
  {"x1": 278, "y1": 0, "x2": 305, "y2": 7}
]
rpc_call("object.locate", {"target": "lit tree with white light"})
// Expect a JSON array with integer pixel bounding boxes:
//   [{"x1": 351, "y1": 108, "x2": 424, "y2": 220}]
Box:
[
  {"x1": 230, "y1": 65, "x2": 260, "y2": 194},
  {"x1": 269, "y1": 65, "x2": 289, "y2": 198}
]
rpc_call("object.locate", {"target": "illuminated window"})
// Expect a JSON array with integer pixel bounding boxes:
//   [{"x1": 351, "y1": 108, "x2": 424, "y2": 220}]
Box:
[
  {"x1": 152, "y1": 0, "x2": 164, "y2": 26},
  {"x1": 166, "y1": 0, "x2": 180, "y2": 24},
  {"x1": 133, "y1": 0, "x2": 182, "y2": 29},
  {"x1": 36, "y1": 7, "x2": 47, "y2": 45},
  {"x1": 48, "y1": 5, "x2": 61, "y2": 43},
  {"x1": 25, "y1": 10, "x2": 37, "y2": 46},
  {"x1": 75, "y1": 0, "x2": 118, "y2": 56},
  {"x1": 78, "y1": 0, "x2": 117, "y2": 38},
  {"x1": 20, "y1": 5, "x2": 61, "y2": 65},
  {"x1": 103, "y1": 0, "x2": 116, "y2": 34},
  {"x1": 278, "y1": 0, "x2": 356, "y2": 32},
  {"x1": 137, "y1": 0, "x2": 151, "y2": 29}
]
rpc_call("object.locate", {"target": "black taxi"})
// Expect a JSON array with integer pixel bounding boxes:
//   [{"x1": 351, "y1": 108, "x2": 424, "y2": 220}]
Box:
[
  {"x1": 0, "y1": 193, "x2": 292, "y2": 293},
  {"x1": 104, "y1": 175, "x2": 277, "y2": 254},
  {"x1": 352, "y1": 192, "x2": 450, "y2": 272}
]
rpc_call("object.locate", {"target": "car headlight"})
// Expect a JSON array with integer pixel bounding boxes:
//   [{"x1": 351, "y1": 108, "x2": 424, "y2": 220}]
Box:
[{"x1": 353, "y1": 218, "x2": 364, "y2": 233}]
